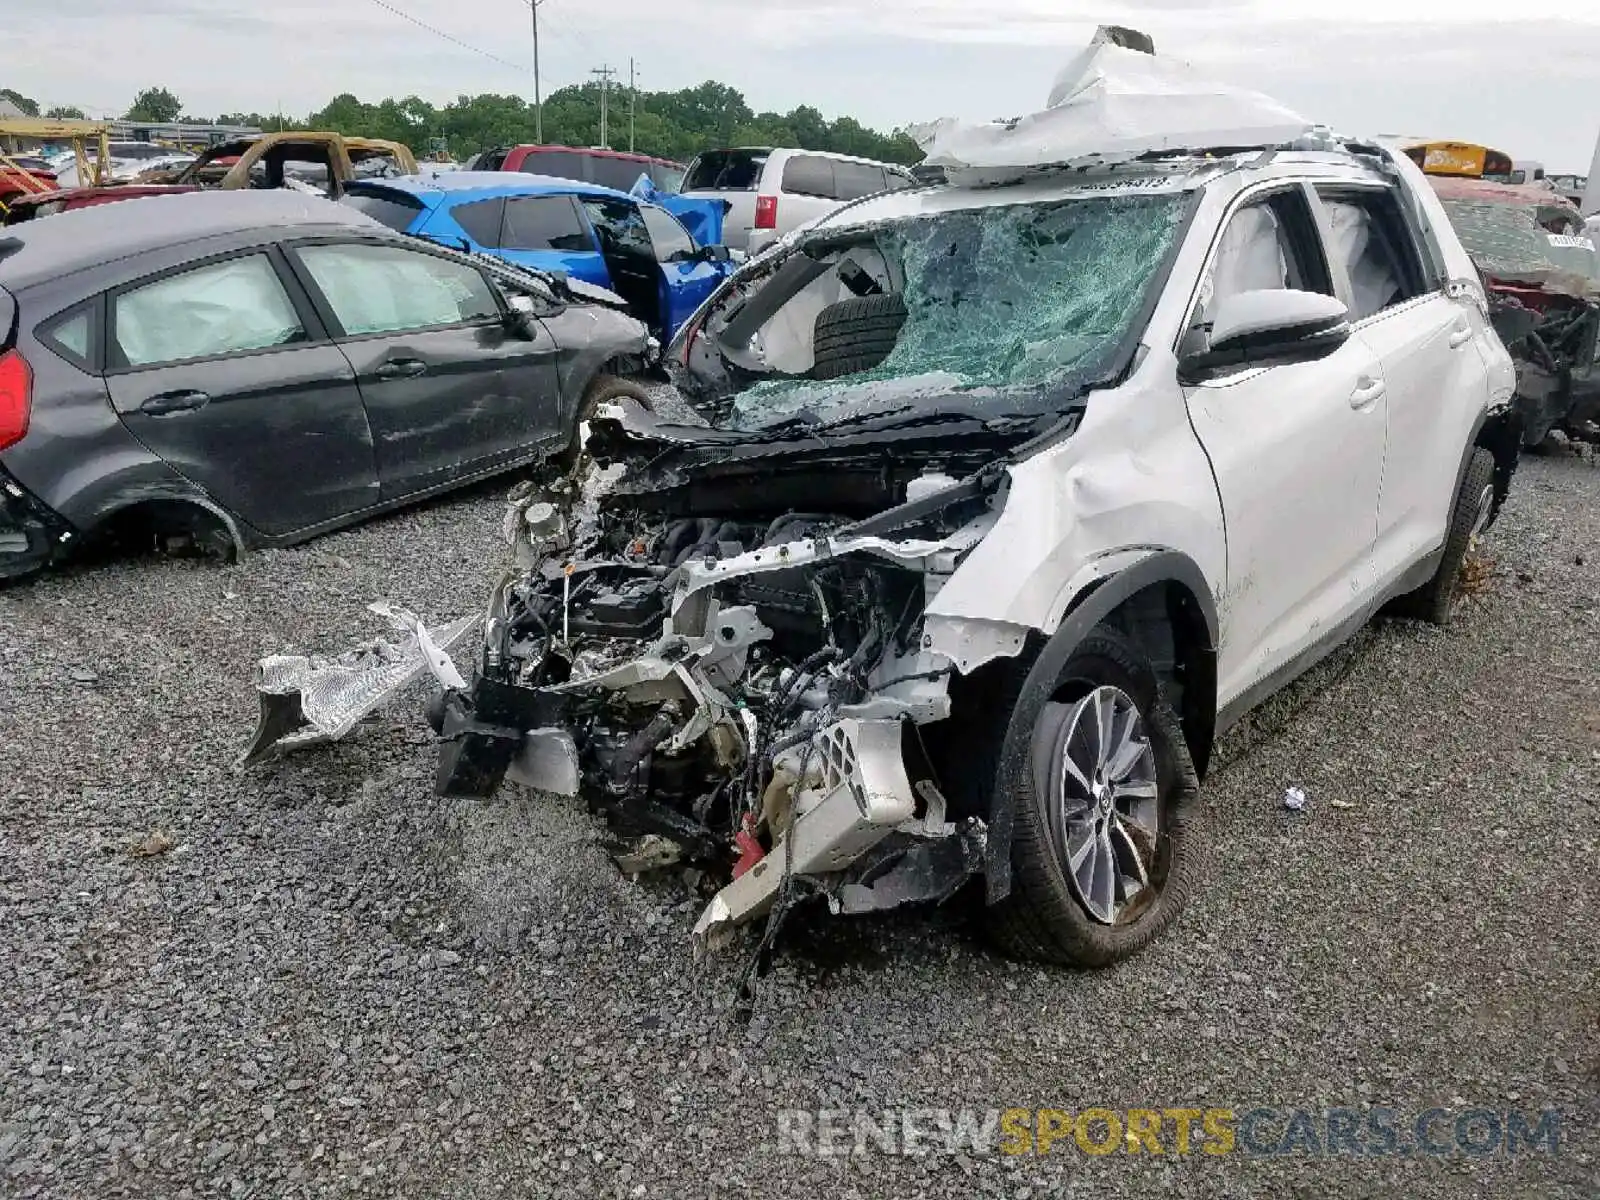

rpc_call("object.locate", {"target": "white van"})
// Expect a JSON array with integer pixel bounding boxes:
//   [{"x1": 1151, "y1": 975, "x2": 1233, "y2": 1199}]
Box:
[{"x1": 678, "y1": 147, "x2": 918, "y2": 254}]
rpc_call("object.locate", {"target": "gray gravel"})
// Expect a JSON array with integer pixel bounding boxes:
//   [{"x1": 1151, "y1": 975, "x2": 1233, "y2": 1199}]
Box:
[{"x1": 1, "y1": 455, "x2": 1596, "y2": 1199}]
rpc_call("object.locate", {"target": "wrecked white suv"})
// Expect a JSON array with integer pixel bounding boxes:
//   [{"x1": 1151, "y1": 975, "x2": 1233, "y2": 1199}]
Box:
[{"x1": 245, "y1": 126, "x2": 1519, "y2": 968}]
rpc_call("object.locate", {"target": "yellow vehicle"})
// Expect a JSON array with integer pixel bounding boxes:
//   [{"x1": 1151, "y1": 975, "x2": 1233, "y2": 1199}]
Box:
[
  {"x1": 136, "y1": 131, "x2": 419, "y2": 195},
  {"x1": 1401, "y1": 140, "x2": 1516, "y2": 180},
  {"x1": 0, "y1": 117, "x2": 113, "y2": 214}
]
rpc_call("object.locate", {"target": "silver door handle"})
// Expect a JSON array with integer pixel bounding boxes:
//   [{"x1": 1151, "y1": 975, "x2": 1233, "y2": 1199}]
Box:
[
  {"x1": 1350, "y1": 377, "x2": 1386, "y2": 408},
  {"x1": 1449, "y1": 325, "x2": 1473, "y2": 349}
]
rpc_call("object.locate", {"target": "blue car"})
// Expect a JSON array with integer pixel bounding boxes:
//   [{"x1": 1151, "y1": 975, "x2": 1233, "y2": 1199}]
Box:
[{"x1": 339, "y1": 171, "x2": 736, "y2": 342}]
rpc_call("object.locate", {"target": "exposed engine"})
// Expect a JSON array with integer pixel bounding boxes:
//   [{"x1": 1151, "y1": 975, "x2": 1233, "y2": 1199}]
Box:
[{"x1": 416, "y1": 449, "x2": 996, "y2": 947}]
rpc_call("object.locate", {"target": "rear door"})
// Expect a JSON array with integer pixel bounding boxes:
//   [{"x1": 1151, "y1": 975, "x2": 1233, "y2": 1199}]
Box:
[
  {"x1": 286, "y1": 238, "x2": 563, "y2": 501},
  {"x1": 637, "y1": 203, "x2": 727, "y2": 340},
  {"x1": 1312, "y1": 182, "x2": 1493, "y2": 583},
  {"x1": 102, "y1": 248, "x2": 378, "y2": 537}
]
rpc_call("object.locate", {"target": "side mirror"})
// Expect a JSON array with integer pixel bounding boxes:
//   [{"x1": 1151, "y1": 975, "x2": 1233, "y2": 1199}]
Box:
[
  {"x1": 502, "y1": 293, "x2": 538, "y2": 339},
  {"x1": 1178, "y1": 289, "x2": 1351, "y2": 385},
  {"x1": 697, "y1": 243, "x2": 732, "y2": 264}
]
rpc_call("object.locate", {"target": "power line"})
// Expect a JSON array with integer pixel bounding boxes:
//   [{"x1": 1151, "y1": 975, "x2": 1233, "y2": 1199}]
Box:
[
  {"x1": 590, "y1": 64, "x2": 616, "y2": 148},
  {"x1": 365, "y1": 0, "x2": 528, "y2": 75}
]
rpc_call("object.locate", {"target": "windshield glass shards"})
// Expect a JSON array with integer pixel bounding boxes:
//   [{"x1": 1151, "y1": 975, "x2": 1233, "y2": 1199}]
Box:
[
  {"x1": 1438, "y1": 198, "x2": 1600, "y2": 298},
  {"x1": 723, "y1": 191, "x2": 1188, "y2": 431}
]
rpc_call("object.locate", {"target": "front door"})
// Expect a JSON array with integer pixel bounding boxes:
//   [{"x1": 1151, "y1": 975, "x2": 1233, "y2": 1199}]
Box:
[
  {"x1": 104, "y1": 250, "x2": 379, "y2": 537},
  {"x1": 1183, "y1": 188, "x2": 1388, "y2": 705},
  {"x1": 638, "y1": 203, "x2": 726, "y2": 339},
  {"x1": 288, "y1": 239, "x2": 563, "y2": 501}
]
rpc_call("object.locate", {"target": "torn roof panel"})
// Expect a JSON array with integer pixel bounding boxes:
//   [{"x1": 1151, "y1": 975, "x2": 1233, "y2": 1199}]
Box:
[{"x1": 918, "y1": 28, "x2": 1312, "y2": 182}]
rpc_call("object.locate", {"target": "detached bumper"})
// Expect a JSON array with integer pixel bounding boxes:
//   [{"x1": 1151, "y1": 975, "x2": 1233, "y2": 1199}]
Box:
[{"x1": 0, "y1": 470, "x2": 73, "y2": 582}]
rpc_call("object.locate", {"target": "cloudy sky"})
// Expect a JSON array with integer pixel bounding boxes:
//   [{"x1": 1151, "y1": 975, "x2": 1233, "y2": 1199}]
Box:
[{"x1": 7, "y1": 0, "x2": 1598, "y2": 171}]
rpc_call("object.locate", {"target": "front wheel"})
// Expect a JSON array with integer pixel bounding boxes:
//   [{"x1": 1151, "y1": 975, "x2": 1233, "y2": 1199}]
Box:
[
  {"x1": 986, "y1": 628, "x2": 1200, "y2": 968},
  {"x1": 555, "y1": 374, "x2": 653, "y2": 470}
]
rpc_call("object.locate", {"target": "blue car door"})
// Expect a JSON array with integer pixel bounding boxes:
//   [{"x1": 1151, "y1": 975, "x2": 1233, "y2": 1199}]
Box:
[{"x1": 637, "y1": 203, "x2": 732, "y2": 340}]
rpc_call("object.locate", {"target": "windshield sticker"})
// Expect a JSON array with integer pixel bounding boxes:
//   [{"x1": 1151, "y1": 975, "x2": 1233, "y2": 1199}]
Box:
[{"x1": 1548, "y1": 233, "x2": 1596, "y2": 250}]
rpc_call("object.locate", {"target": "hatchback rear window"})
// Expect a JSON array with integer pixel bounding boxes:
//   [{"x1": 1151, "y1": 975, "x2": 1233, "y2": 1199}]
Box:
[
  {"x1": 340, "y1": 189, "x2": 425, "y2": 232},
  {"x1": 684, "y1": 150, "x2": 768, "y2": 192}
]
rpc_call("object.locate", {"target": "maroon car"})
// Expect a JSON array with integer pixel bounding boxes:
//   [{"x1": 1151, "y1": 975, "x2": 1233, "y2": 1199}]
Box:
[{"x1": 1, "y1": 183, "x2": 197, "y2": 225}]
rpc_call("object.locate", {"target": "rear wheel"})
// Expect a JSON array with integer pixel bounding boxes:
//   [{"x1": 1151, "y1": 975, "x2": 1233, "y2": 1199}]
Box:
[
  {"x1": 986, "y1": 628, "x2": 1200, "y2": 968},
  {"x1": 1396, "y1": 447, "x2": 1495, "y2": 627}
]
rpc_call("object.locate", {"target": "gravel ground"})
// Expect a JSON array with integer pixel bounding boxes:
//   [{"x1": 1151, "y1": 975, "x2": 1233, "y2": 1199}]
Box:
[{"x1": 1, "y1": 454, "x2": 1596, "y2": 1199}]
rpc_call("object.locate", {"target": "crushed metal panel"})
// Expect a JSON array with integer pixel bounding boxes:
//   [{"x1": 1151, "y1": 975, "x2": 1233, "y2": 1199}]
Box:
[{"x1": 918, "y1": 26, "x2": 1311, "y2": 180}]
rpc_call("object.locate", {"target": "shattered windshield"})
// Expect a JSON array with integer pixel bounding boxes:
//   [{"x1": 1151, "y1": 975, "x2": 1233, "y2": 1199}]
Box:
[
  {"x1": 726, "y1": 191, "x2": 1188, "y2": 430},
  {"x1": 1438, "y1": 198, "x2": 1600, "y2": 296}
]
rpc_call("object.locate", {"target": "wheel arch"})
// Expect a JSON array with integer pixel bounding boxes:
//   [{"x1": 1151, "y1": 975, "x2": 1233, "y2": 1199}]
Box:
[{"x1": 974, "y1": 550, "x2": 1219, "y2": 904}]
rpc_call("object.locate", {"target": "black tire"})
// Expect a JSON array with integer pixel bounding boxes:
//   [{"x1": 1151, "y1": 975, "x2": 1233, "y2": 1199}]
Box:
[
  {"x1": 811, "y1": 294, "x2": 907, "y2": 381},
  {"x1": 986, "y1": 627, "x2": 1200, "y2": 968},
  {"x1": 555, "y1": 374, "x2": 652, "y2": 469},
  {"x1": 1396, "y1": 447, "x2": 1495, "y2": 627}
]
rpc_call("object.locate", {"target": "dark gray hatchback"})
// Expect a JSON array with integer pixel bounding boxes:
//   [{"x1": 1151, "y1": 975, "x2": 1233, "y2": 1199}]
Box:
[{"x1": 0, "y1": 190, "x2": 655, "y2": 580}]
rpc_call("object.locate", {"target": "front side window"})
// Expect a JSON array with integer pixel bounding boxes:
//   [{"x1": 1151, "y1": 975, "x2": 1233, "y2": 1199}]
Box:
[
  {"x1": 501, "y1": 196, "x2": 593, "y2": 252},
  {"x1": 638, "y1": 205, "x2": 696, "y2": 262},
  {"x1": 113, "y1": 254, "x2": 305, "y2": 369},
  {"x1": 297, "y1": 243, "x2": 500, "y2": 336},
  {"x1": 1189, "y1": 191, "x2": 1333, "y2": 347},
  {"x1": 580, "y1": 199, "x2": 653, "y2": 259}
]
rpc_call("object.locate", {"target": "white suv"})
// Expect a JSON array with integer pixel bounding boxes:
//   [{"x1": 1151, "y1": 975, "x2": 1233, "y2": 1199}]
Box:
[
  {"x1": 678, "y1": 147, "x2": 918, "y2": 256},
  {"x1": 247, "y1": 136, "x2": 1520, "y2": 968}
]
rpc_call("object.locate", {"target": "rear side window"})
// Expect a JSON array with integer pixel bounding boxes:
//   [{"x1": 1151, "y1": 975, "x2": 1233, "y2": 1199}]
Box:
[
  {"x1": 683, "y1": 150, "x2": 768, "y2": 191},
  {"x1": 112, "y1": 255, "x2": 305, "y2": 369},
  {"x1": 833, "y1": 161, "x2": 887, "y2": 201},
  {"x1": 38, "y1": 307, "x2": 93, "y2": 368},
  {"x1": 450, "y1": 197, "x2": 507, "y2": 248},
  {"x1": 781, "y1": 155, "x2": 836, "y2": 199},
  {"x1": 339, "y1": 189, "x2": 425, "y2": 232},
  {"x1": 501, "y1": 196, "x2": 593, "y2": 252},
  {"x1": 1314, "y1": 186, "x2": 1425, "y2": 321}
]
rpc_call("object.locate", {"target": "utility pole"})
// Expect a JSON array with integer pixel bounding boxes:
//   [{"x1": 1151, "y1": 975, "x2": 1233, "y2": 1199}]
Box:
[
  {"x1": 528, "y1": 0, "x2": 545, "y2": 144},
  {"x1": 590, "y1": 64, "x2": 616, "y2": 148},
  {"x1": 628, "y1": 58, "x2": 637, "y2": 154}
]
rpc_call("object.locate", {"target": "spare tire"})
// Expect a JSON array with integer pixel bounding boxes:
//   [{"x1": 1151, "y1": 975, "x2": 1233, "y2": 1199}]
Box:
[{"x1": 811, "y1": 294, "x2": 907, "y2": 381}]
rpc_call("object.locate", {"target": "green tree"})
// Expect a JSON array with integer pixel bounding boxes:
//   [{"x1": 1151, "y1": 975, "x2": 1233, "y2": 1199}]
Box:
[
  {"x1": 0, "y1": 88, "x2": 40, "y2": 117},
  {"x1": 124, "y1": 87, "x2": 183, "y2": 123},
  {"x1": 44, "y1": 105, "x2": 87, "y2": 120}
]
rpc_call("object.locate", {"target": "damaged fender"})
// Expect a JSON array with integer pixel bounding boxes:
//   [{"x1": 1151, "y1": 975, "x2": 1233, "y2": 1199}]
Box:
[{"x1": 980, "y1": 549, "x2": 1217, "y2": 904}]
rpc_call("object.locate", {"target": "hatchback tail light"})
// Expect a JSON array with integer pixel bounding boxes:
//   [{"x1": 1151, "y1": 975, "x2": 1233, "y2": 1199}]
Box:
[
  {"x1": 754, "y1": 194, "x2": 778, "y2": 230},
  {"x1": 0, "y1": 348, "x2": 31, "y2": 452}
]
